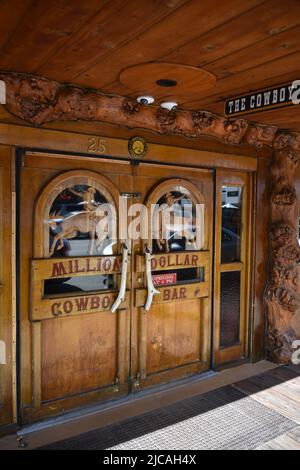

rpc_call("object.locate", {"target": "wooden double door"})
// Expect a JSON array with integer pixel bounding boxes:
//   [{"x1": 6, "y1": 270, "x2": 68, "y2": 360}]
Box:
[{"x1": 19, "y1": 151, "x2": 213, "y2": 422}]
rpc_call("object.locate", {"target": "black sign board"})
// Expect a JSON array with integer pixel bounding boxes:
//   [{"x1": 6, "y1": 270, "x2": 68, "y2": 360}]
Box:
[{"x1": 224, "y1": 82, "x2": 300, "y2": 117}]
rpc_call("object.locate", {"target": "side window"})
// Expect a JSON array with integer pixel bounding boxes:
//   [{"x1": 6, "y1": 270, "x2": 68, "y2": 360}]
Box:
[{"x1": 221, "y1": 186, "x2": 242, "y2": 264}]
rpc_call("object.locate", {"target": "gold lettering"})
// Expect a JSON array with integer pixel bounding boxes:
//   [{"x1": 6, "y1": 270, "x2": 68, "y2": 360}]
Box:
[
  {"x1": 192, "y1": 255, "x2": 199, "y2": 266},
  {"x1": 63, "y1": 300, "x2": 73, "y2": 314},
  {"x1": 87, "y1": 136, "x2": 106, "y2": 154},
  {"x1": 180, "y1": 287, "x2": 187, "y2": 299},
  {"x1": 51, "y1": 302, "x2": 62, "y2": 317},
  {"x1": 103, "y1": 295, "x2": 110, "y2": 309},
  {"x1": 75, "y1": 297, "x2": 89, "y2": 311},
  {"x1": 74, "y1": 259, "x2": 85, "y2": 273},
  {"x1": 103, "y1": 258, "x2": 112, "y2": 271},
  {"x1": 163, "y1": 289, "x2": 170, "y2": 301},
  {"x1": 51, "y1": 262, "x2": 67, "y2": 277},
  {"x1": 172, "y1": 288, "x2": 178, "y2": 300},
  {"x1": 86, "y1": 259, "x2": 96, "y2": 272},
  {"x1": 90, "y1": 296, "x2": 100, "y2": 309}
]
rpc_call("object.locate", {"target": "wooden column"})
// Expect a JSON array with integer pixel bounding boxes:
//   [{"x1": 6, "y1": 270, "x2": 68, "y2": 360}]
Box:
[{"x1": 265, "y1": 132, "x2": 300, "y2": 363}]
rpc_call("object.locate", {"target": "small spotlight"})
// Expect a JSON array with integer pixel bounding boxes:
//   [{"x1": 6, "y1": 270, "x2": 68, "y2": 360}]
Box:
[
  {"x1": 137, "y1": 96, "x2": 154, "y2": 105},
  {"x1": 160, "y1": 101, "x2": 178, "y2": 111}
]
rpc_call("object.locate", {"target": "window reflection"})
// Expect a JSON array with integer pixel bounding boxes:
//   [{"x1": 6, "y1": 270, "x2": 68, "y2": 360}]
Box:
[
  {"x1": 49, "y1": 184, "x2": 116, "y2": 258},
  {"x1": 221, "y1": 186, "x2": 242, "y2": 263},
  {"x1": 152, "y1": 190, "x2": 201, "y2": 254},
  {"x1": 46, "y1": 183, "x2": 117, "y2": 296}
]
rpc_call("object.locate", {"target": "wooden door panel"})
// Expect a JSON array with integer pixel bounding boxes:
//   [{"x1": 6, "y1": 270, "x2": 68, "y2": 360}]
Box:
[
  {"x1": 146, "y1": 300, "x2": 201, "y2": 375},
  {"x1": 20, "y1": 152, "x2": 133, "y2": 423},
  {"x1": 133, "y1": 167, "x2": 213, "y2": 387},
  {"x1": 41, "y1": 313, "x2": 118, "y2": 401}
]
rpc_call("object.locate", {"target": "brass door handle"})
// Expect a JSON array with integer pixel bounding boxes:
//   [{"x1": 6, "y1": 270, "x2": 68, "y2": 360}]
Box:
[
  {"x1": 111, "y1": 243, "x2": 129, "y2": 313},
  {"x1": 144, "y1": 244, "x2": 160, "y2": 311}
]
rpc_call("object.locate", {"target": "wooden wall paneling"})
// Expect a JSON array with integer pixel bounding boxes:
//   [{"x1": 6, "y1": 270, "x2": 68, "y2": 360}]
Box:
[
  {"x1": 0, "y1": 0, "x2": 107, "y2": 72},
  {"x1": 251, "y1": 158, "x2": 270, "y2": 361},
  {"x1": 0, "y1": 146, "x2": 16, "y2": 426},
  {"x1": 0, "y1": 123, "x2": 260, "y2": 171},
  {"x1": 37, "y1": 0, "x2": 189, "y2": 82},
  {"x1": 184, "y1": 51, "x2": 300, "y2": 109},
  {"x1": 73, "y1": 0, "x2": 264, "y2": 89},
  {"x1": 204, "y1": 25, "x2": 300, "y2": 78},
  {"x1": 0, "y1": 0, "x2": 33, "y2": 52},
  {"x1": 162, "y1": 0, "x2": 300, "y2": 68}
]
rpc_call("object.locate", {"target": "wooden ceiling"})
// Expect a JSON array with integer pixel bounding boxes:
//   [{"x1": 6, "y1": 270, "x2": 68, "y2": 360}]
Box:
[{"x1": 1, "y1": 0, "x2": 300, "y2": 131}]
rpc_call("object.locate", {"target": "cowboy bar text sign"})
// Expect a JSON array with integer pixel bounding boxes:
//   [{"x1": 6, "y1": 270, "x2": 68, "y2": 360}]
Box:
[{"x1": 225, "y1": 81, "x2": 300, "y2": 116}]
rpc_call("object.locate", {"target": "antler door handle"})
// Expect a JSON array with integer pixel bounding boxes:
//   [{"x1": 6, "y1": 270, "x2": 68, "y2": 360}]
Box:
[
  {"x1": 111, "y1": 243, "x2": 129, "y2": 313},
  {"x1": 144, "y1": 244, "x2": 160, "y2": 311}
]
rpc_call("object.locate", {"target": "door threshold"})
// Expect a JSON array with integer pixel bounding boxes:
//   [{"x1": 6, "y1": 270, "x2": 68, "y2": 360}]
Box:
[
  {"x1": 18, "y1": 370, "x2": 217, "y2": 437},
  {"x1": 0, "y1": 360, "x2": 277, "y2": 449}
]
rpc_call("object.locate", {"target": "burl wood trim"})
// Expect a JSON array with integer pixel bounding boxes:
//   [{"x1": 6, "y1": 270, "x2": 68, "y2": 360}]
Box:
[
  {"x1": 265, "y1": 132, "x2": 300, "y2": 363},
  {"x1": 1, "y1": 71, "x2": 300, "y2": 364}
]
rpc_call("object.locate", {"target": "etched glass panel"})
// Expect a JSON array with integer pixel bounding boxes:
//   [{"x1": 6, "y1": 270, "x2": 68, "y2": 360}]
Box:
[
  {"x1": 49, "y1": 184, "x2": 116, "y2": 257},
  {"x1": 46, "y1": 183, "x2": 117, "y2": 296},
  {"x1": 150, "y1": 187, "x2": 205, "y2": 285},
  {"x1": 151, "y1": 189, "x2": 204, "y2": 254}
]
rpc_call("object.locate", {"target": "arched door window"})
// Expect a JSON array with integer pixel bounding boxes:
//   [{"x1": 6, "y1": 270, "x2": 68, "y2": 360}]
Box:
[
  {"x1": 34, "y1": 170, "x2": 119, "y2": 297},
  {"x1": 145, "y1": 179, "x2": 206, "y2": 285}
]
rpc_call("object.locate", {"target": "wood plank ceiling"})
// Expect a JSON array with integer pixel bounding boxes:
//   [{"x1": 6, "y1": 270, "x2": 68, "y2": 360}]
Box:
[{"x1": 0, "y1": 0, "x2": 300, "y2": 131}]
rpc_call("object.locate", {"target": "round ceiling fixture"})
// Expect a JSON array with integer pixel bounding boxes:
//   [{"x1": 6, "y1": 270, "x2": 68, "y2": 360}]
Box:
[
  {"x1": 136, "y1": 95, "x2": 154, "y2": 105},
  {"x1": 156, "y1": 79, "x2": 177, "y2": 88},
  {"x1": 119, "y1": 63, "x2": 216, "y2": 103},
  {"x1": 160, "y1": 101, "x2": 178, "y2": 111}
]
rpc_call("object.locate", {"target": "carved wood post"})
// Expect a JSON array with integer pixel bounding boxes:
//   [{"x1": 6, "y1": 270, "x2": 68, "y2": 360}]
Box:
[{"x1": 265, "y1": 132, "x2": 300, "y2": 363}]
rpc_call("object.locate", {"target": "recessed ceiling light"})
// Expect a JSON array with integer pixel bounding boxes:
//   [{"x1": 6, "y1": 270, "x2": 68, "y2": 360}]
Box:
[{"x1": 156, "y1": 79, "x2": 177, "y2": 87}]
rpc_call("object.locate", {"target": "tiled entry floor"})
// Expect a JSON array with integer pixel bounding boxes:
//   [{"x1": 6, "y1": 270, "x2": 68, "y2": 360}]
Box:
[{"x1": 0, "y1": 361, "x2": 299, "y2": 450}]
